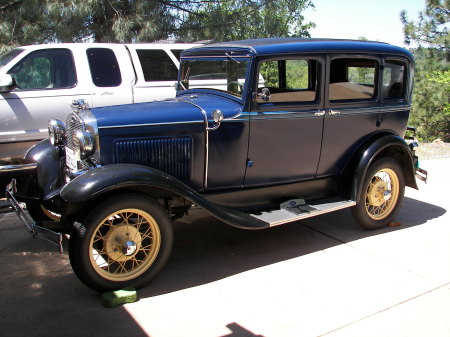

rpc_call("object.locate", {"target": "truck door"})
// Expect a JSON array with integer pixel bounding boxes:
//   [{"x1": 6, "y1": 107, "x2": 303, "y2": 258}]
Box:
[
  {"x1": 244, "y1": 56, "x2": 325, "y2": 187},
  {"x1": 86, "y1": 47, "x2": 134, "y2": 108},
  {"x1": 0, "y1": 48, "x2": 89, "y2": 162}
]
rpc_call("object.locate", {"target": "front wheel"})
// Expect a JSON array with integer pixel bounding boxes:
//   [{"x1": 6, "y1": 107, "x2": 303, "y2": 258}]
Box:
[
  {"x1": 352, "y1": 158, "x2": 405, "y2": 230},
  {"x1": 69, "y1": 193, "x2": 173, "y2": 292}
]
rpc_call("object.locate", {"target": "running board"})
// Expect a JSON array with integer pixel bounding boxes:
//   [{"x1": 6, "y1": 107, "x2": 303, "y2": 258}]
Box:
[{"x1": 250, "y1": 199, "x2": 356, "y2": 227}]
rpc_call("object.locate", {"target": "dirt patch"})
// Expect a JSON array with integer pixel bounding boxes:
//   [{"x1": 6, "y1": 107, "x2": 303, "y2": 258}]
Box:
[{"x1": 415, "y1": 142, "x2": 450, "y2": 160}]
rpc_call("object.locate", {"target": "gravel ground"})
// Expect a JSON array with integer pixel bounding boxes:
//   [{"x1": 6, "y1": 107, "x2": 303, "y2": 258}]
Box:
[{"x1": 415, "y1": 142, "x2": 450, "y2": 160}]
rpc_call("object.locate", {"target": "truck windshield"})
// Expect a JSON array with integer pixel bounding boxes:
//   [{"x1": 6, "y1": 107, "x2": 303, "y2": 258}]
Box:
[
  {"x1": 0, "y1": 48, "x2": 24, "y2": 70},
  {"x1": 179, "y1": 58, "x2": 250, "y2": 99}
]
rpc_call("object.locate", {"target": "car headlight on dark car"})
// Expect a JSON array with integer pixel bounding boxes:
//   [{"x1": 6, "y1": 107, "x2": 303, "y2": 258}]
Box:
[
  {"x1": 48, "y1": 119, "x2": 66, "y2": 145},
  {"x1": 75, "y1": 130, "x2": 95, "y2": 159}
]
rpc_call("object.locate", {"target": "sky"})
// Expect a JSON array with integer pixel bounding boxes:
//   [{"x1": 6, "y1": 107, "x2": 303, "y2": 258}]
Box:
[{"x1": 302, "y1": 0, "x2": 426, "y2": 47}]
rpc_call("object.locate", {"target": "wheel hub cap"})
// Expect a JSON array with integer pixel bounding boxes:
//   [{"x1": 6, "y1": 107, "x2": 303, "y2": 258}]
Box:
[
  {"x1": 368, "y1": 179, "x2": 390, "y2": 207},
  {"x1": 104, "y1": 225, "x2": 141, "y2": 262}
]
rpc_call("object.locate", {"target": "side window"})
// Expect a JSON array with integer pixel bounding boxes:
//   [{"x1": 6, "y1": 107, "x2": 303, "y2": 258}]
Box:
[
  {"x1": 383, "y1": 60, "x2": 407, "y2": 99},
  {"x1": 257, "y1": 58, "x2": 319, "y2": 103},
  {"x1": 136, "y1": 49, "x2": 178, "y2": 81},
  {"x1": 8, "y1": 49, "x2": 76, "y2": 90},
  {"x1": 329, "y1": 58, "x2": 378, "y2": 101},
  {"x1": 87, "y1": 48, "x2": 122, "y2": 87},
  {"x1": 170, "y1": 49, "x2": 183, "y2": 61}
]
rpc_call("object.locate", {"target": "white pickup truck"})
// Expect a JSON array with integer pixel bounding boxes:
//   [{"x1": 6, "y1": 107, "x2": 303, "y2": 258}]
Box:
[{"x1": 0, "y1": 42, "x2": 199, "y2": 168}]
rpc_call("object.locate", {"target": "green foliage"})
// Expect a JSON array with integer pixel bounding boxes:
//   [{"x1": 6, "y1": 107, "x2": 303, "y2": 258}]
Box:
[
  {"x1": 0, "y1": 0, "x2": 315, "y2": 53},
  {"x1": 177, "y1": 0, "x2": 315, "y2": 41},
  {"x1": 401, "y1": 0, "x2": 449, "y2": 60},
  {"x1": 410, "y1": 54, "x2": 450, "y2": 141},
  {"x1": 401, "y1": 0, "x2": 449, "y2": 141}
]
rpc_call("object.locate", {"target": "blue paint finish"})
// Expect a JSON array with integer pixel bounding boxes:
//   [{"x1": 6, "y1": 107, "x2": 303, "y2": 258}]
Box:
[{"x1": 183, "y1": 38, "x2": 413, "y2": 60}]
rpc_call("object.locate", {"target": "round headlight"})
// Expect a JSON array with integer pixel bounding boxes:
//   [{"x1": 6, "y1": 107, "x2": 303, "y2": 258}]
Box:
[
  {"x1": 48, "y1": 119, "x2": 66, "y2": 145},
  {"x1": 75, "y1": 130, "x2": 95, "y2": 159}
]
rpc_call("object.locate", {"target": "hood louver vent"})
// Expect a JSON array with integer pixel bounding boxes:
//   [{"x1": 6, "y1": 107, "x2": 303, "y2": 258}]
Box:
[{"x1": 114, "y1": 136, "x2": 192, "y2": 182}]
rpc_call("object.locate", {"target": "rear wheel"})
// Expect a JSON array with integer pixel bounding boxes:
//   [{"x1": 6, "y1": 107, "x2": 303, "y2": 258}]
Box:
[
  {"x1": 352, "y1": 158, "x2": 405, "y2": 229},
  {"x1": 69, "y1": 193, "x2": 173, "y2": 292}
]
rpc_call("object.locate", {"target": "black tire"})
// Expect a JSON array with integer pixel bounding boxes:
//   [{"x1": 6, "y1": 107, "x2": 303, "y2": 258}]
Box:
[
  {"x1": 68, "y1": 193, "x2": 173, "y2": 292},
  {"x1": 351, "y1": 158, "x2": 405, "y2": 230},
  {"x1": 26, "y1": 200, "x2": 60, "y2": 222}
]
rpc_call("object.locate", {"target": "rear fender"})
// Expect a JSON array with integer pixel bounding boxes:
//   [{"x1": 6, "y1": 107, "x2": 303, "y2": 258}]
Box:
[{"x1": 348, "y1": 134, "x2": 417, "y2": 203}]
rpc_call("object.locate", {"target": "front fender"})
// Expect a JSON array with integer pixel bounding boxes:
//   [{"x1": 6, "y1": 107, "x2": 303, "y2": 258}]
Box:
[
  {"x1": 60, "y1": 164, "x2": 268, "y2": 230},
  {"x1": 3, "y1": 139, "x2": 63, "y2": 200},
  {"x1": 350, "y1": 134, "x2": 417, "y2": 203}
]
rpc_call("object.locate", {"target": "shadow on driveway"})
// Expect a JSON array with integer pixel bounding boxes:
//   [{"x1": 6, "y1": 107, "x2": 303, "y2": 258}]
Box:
[{"x1": 0, "y1": 196, "x2": 445, "y2": 336}]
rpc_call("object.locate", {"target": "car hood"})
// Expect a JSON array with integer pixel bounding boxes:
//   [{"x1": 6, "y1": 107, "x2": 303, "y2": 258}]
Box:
[{"x1": 92, "y1": 93, "x2": 243, "y2": 129}]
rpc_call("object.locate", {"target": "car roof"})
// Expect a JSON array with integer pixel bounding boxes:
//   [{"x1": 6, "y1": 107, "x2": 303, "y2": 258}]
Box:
[{"x1": 182, "y1": 38, "x2": 413, "y2": 60}]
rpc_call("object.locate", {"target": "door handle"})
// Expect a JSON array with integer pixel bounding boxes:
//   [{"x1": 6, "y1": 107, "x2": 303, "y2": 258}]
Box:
[
  {"x1": 315, "y1": 110, "x2": 326, "y2": 116},
  {"x1": 329, "y1": 110, "x2": 340, "y2": 115}
]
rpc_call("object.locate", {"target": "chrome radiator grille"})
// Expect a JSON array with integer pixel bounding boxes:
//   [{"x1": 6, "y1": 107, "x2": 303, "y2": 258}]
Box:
[
  {"x1": 65, "y1": 112, "x2": 90, "y2": 170},
  {"x1": 66, "y1": 112, "x2": 83, "y2": 151},
  {"x1": 114, "y1": 136, "x2": 192, "y2": 182}
]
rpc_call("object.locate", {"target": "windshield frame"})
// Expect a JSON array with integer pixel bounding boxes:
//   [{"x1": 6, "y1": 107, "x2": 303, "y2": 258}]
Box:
[
  {"x1": 178, "y1": 54, "x2": 253, "y2": 102},
  {"x1": 0, "y1": 48, "x2": 25, "y2": 71}
]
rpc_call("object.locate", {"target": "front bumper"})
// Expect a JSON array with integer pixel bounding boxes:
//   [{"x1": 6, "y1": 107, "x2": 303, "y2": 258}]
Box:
[{"x1": 5, "y1": 179, "x2": 63, "y2": 253}]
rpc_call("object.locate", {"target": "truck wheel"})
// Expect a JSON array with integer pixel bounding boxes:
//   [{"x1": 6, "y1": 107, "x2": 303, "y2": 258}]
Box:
[
  {"x1": 352, "y1": 158, "x2": 405, "y2": 230},
  {"x1": 68, "y1": 193, "x2": 173, "y2": 292},
  {"x1": 26, "y1": 200, "x2": 60, "y2": 222}
]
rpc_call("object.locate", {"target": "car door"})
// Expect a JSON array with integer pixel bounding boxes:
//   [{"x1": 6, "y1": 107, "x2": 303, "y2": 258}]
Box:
[
  {"x1": 244, "y1": 55, "x2": 325, "y2": 187},
  {"x1": 0, "y1": 48, "x2": 87, "y2": 162},
  {"x1": 316, "y1": 55, "x2": 381, "y2": 177}
]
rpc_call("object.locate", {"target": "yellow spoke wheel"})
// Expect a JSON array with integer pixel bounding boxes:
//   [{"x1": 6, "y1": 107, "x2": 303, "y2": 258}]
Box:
[
  {"x1": 89, "y1": 209, "x2": 161, "y2": 282},
  {"x1": 365, "y1": 168, "x2": 399, "y2": 220},
  {"x1": 352, "y1": 158, "x2": 405, "y2": 230},
  {"x1": 69, "y1": 194, "x2": 173, "y2": 292}
]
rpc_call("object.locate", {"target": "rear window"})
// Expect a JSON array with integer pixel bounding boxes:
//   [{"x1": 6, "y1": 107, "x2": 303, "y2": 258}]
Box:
[
  {"x1": 329, "y1": 58, "x2": 378, "y2": 101},
  {"x1": 383, "y1": 60, "x2": 407, "y2": 100},
  {"x1": 87, "y1": 48, "x2": 122, "y2": 87},
  {"x1": 136, "y1": 49, "x2": 178, "y2": 82}
]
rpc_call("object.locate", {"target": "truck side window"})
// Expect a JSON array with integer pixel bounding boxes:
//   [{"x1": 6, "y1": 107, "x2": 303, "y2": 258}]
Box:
[
  {"x1": 87, "y1": 48, "x2": 122, "y2": 87},
  {"x1": 329, "y1": 58, "x2": 378, "y2": 101},
  {"x1": 383, "y1": 60, "x2": 407, "y2": 99},
  {"x1": 257, "y1": 58, "x2": 319, "y2": 103},
  {"x1": 136, "y1": 49, "x2": 178, "y2": 81},
  {"x1": 7, "y1": 49, "x2": 76, "y2": 90}
]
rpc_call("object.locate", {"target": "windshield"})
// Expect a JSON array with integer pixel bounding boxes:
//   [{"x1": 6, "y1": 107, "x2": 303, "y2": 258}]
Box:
[
  {"x1": 0, "y1": 48, "x2": 24, "y2": 70},
  {"x1": 179, "y1": 58, "x2": 250, "y2": 99}
]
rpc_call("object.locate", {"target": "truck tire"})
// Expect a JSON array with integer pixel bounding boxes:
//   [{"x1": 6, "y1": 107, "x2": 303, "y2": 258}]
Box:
[
  {"x1": 352, "y1": 158, "x2": 405, "y2": 230},
  {"x1": 68, "y1": 193, "x2": 173, "y2": 292}
]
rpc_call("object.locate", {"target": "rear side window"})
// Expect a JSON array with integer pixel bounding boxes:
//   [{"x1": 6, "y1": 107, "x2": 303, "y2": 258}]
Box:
[
  {"x1": 383, "y1": 60, "x2": 407, "y2": 100},
  {"x1": 87, "y1": 48, "x2": 122, "y2": 87},
  {"x1": 329, "y1": 58, "x2": 378, "y2": 101},
  {"x1": 136, "y1": 49, "x2": 178, "y2": 81},
  {"x1": 8, "y1": 49, "x2": 76, "y2": 90}
]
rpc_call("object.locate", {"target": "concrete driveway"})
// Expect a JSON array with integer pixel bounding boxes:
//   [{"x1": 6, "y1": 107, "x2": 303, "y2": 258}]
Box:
[{"x1": 0, "y1": 158, "x2": 448, "y2": 337}]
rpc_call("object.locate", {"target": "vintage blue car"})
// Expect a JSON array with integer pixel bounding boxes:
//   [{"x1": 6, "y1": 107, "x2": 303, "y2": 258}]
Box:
[{"x1": 6, "y1": 38, "x2": 427, "y2": 291}]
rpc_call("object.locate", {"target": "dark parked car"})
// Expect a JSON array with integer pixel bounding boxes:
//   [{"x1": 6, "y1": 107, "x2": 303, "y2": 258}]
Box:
[{"x1": 6, "y1": 38, "x2": 427, "y2": 291}]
